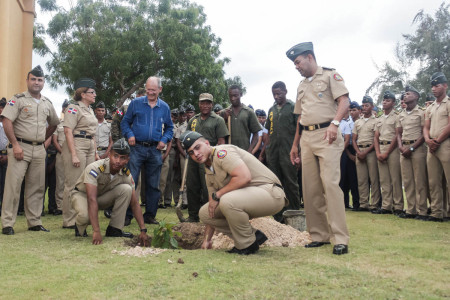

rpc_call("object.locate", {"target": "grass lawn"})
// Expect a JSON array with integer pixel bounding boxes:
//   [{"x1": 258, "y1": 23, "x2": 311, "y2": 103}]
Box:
[{"x1": 0, "y1": 206, "x2": 448, "y2": 299}]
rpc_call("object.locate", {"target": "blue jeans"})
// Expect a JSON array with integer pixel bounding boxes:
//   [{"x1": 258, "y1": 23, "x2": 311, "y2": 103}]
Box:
[{"x1": 128, "y1": 144, "x2": 162, "y2": 218}]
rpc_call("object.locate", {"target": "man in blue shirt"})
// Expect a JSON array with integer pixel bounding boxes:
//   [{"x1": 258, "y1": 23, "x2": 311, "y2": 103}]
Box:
[{"x1": 121, "y1": 76, "x2": 173, "y2": 224}]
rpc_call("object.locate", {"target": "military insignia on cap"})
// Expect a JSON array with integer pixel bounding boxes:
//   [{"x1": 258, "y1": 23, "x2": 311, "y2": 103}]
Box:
[
  {"x1": 68, "y1": 108, "x2": 78, "y2": 114},
  {"x1": 290, "y1": 50, "x2": 294, "y2": 55},
  {"x1": 217, "y1": 150, "x2": 227, "y2": 159},
  {"x1": 89, "y1": 170, "x2": 98, "y2": 178},
  {"x1": 333, "y1": 74, "x2": 343, "y2": 81},
  {"x1": 8, "y1": 100, "x2": 15, "y2": 106}
]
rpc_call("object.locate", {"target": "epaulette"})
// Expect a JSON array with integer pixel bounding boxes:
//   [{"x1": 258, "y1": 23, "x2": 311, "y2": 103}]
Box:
[
  {"x1": 14, "y1": 93, "x2": 25, "y2": 98},
  {"x1": 69, "y1": 100, "x2": 79, "y2": 106},
  {"x1": 122, "y1": 167, "x2": 131, "y2": 176},
  {"x1": 42, "y1": 96, "x2": 52, "y2": 104},
  {"x1": 419, "y1": 106, "x2": 426, "y2": 111},
  {"x1": 99, "y1": 164, "x2": 106, "y2": 173},
  {"x1": 322, "y1": 67, "x2": 335, "y2": 71}
]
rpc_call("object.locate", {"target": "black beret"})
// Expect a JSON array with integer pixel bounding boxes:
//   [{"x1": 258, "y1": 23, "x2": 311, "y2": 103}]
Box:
[
  {"x1": 95, "y1": 101, "x2": 105, "y2": 109},
  {"x1": 383, "y1": 91, "x2": 396, "y2": 100},
  {"x1": 62, "y1": 99, "x2": 70, "y2": 108},
  {"x1": 286, "y1": 42, "x2": 314, "y2": 62},
  {"x1": 255, "y1": 109, "x2": 266, "y2": 116},
  {"x1": 185, "y1": 104, "x2": 195, "y2": 112},
  {"x1": 111, "y1": 138, "x2": 130, "y2": 155},
  {"x1": 178, "y1": 107, "x2": 185, "y2": 114},
  {"x1": 362, "y1": 95, "x2": 373, "y2": 104},
  {"x1": 405, "y1": 85, "x2": 420, "y2": 96},
  {"x1": 171, "y1": 109, "x2": 178, "y2": 115},
  {"x1": 430, "y1": 72, "x2": 447, "y2": 86},
  {"x1": 74, "y1": 78, "x2": 95, "y2": 90},
  {"x1": 213, "y1": 104, "x2": 223, "y2": 113},
  {"x1": 180, "y1": 131, "x2": 203, "y2": 150},
  {"x1": 349, "y1": 101, "x2": 361, "y2": 109},
  {"x1": 29, "y1": 65, "x2": 44, "y2": 77}
]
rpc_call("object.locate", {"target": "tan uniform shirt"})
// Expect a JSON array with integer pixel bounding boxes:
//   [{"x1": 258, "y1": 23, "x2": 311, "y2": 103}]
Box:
[
  {"x1": 425, "y1": 96, "x2": 450, "y2": 138},
  {"x1": 174, "y1": 121, "x2": 187, "y2": 139},
  {"x1": 95, "y1": 120, "x2": 111, "y2": 148},
  {"x1": 353, "y1": 115, "x2": 377, "y2": 145},
  {"x1": 64, "y1": 101, "x2": 97, "y2": 136},
  {"x1": 294, "y1": 67, "x2": 348, "y2": 125},
  {"x1": 396, "y1": 105, "x2": 425, "y2": 140},
  {"x1": 204, "y1": 144, "x2": 281, "y2": 197},
  {"x1": 1, "y1": 91, "x2": 59, "y2": 142},
  {"x1": 376, "y1": 110, "x2": 398, "y2": 142},
  {"x1": 74, "y1": 158, "x2": 134, "y2": 194}
]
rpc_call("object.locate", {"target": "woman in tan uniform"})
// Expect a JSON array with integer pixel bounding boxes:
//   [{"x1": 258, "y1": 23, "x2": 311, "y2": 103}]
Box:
[{"x1": 61, "y1": 78, "x2": 99, "y2": 228}]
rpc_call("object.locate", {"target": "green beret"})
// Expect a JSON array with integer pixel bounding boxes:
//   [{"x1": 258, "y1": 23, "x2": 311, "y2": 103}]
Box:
[
  {"x1": 111, "y1": 138, "x2": 130, "y2": 155},
  {"x1": 74, "y1": 78, "x2": 95, "y2": 90},
  {"x1": 180, "y1": 131, "x2": 203, "y2": 150},
  {"x1": 95, "y1": 101, "x2": 105, "y2": 109},
  {"x1": 405, "y1": 85, "x2": 420, "y2": 96},
  {"x1": 286, "y1": 42, "x2": 314, "y2": 62},
  {"x1": 362, "y1": 95, "x2": 373, "y2": 104},
  {"x1": 383, "y1": 91, "x2": 396, "y2": 100},
  {"x1": 430, "y1": 72, "x2": 447, "y2": 86},
  {"x1": 199, "y1": 93, "x2": 213, "y2": 102},
  {"x1": 30, "y1": 65, "x2": 44, "y2": 77}
]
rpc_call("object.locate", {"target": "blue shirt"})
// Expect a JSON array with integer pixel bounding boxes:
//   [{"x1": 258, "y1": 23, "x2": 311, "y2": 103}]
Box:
[{"x1": 121, "y1": 97, "x2": 173, "y2": 144}]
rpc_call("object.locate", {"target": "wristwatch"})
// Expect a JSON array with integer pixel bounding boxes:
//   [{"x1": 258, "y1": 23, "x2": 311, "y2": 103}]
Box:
[
  {"x1": 331, "y1": 120, "x2": 340, "y2": 126},
  {"x1": 410, "y1": 147, "x2": 415, "y2": 152},
  {"x1": 140, "y1": 228, "x2": 147, "y2": 233},
  {"x1": 212, "y1": 192, "x2": 220, "y2": 202}
]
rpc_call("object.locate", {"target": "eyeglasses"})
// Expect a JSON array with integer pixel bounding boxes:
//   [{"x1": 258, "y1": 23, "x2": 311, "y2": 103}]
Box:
[{"x1": 85, "y1": 91, "x2": 96, "y2": 95}]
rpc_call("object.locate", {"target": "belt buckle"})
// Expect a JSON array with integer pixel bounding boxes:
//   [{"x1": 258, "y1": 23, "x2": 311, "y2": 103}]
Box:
[
  {"x1": 97, "y1": 147, "x2": 102, "y2": 151},
  {"x1": 32, "y1": 142, "x2": 38, "y2": 146},
  {"x1": 308, "y1": 125, "x2": 314, "y2": 131}
]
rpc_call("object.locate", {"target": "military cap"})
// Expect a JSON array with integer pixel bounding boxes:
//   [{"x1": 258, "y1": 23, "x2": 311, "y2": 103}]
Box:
[
  {"x1": 29, "y1": 65, "x2": 44, "y2": 77},
  {"x1": 213, "y1": 104, "x2": 223, "y2": 113},
  {"x1": 383, "y1": 90, "x2": 396, "y2": 100},
  {"x1": 426, "y1": 93, "x2": 436, "y2": 102},
  {"x1": 178, "y1": 106, "x2": 186, "y2": 114},
  {"x1": 255, "y1": 109, "x2": 266, "y2": 116},
  {"x1": 95, "y1": 101, "x2": 106, "y2": 109},
  {"x1": 179, "y1": 131, "x2": 203, "y2": 150},
  {"x1": 0, "y1": 98, "x2": 6, "y2": 108},
  {"x1": 171, "y1": 108, "x2": 179, "y2": 115},
  {"x1": 373, "y1": 106, "x2": 379, "y2": 113},
  {"x1": 349, "y1": 101, "x2": 361, "y2": 110},
  {"x1": 286, "y1": 42, "x2": 314, "y2": 62},
  {"x1": 405, "y1": 85, "x2": 420, "y2": 96},
  {"x1": 185, "y1": 104, "x2": 195, "y2": 112},
  {"x1": 362, "y1": 95, "x2": 373, "y2": 104},
  {"x1": 111, "y1": 138, "x2": 130, "y2": 155},
  {"x1": 62, "y1": 99, "x2": 70, "y2": 108},
  {"x1": 430, "y1": 72, "x2": 447, "y2": 86},
  {"x1": 74, "y1": 78, "x2": 96, "y2": 90},
  {"x1": 199, "y1": 93, "x2": 213, "y2": 102}
]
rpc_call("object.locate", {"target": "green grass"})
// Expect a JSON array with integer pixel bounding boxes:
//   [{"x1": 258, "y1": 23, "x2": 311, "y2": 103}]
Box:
[{"x1": 0, "y1": 206, "x2": 448, "y2": 299}]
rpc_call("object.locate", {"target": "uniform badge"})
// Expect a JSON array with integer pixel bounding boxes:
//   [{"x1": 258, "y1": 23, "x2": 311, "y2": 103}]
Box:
[
  {"x1": 68, "y1": 108, "x2": 78, "y2": 114},
  {"x1": 191, "y1": 119, "x2": 197, "y2": 131},
  {"x1": 217, "y1": 150, "x2": 227, "y2": 159},
  {"x1": 318, "y1": 93, "x2": 323, "y2": 98},
  {"x1": 8, "y1": 100, "x2": 15, "y2": 106},
  {"x1": 333, "y1": 74, "x2": 343, "y2": 81},
  {"x1": 23, "y1": 107, "x2": 29, "y2": 112},
  {"x1": 89, "y1": 170, "x2": 98, "y2": 178},
  {"x1": 99, "y1": 164, "x2": 106, "y2": 172},
  {"x1": 116, "y1": 109, "x2": 123, "y2": 116}
]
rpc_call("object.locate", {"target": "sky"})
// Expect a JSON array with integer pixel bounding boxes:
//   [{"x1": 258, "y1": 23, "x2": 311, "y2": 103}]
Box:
[{"x1": 33, "y1": 0, "x2": 446, "y2": 113}]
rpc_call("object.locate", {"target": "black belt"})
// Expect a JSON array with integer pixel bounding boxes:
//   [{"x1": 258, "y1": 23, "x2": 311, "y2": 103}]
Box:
[
  {"x1": 402, "y1": 140, "x2": 416, "y2": 145},
  {"x1": 74, "y1": 134, "x2": 93, "y2": 139},
  {"x1": 97, "y1": 147, "x2": 108, "y2": 151},
  {"x1": 300, "y1": 122, "x2": 331, "y2": 131},
  {"x1": 0, "y1": 150, "x2": 6, "y2": 155},
  {"x1": 136, "y1": 141, "x2": 158, "y2": 147},
  {"x1": 16, "y1": 138, "x2": 43, "y2": 146},
  {"x1": 379, "y1": 141, "x2": 391, "y2": 145},
  {"x1": 357, "y1": 144, "x2": 372, "y2": 148}
]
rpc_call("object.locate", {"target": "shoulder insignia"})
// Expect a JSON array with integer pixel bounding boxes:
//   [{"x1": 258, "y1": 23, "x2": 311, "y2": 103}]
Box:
[
  {"x1": 99, "y1": 164, "x2": 106, "y2": 173},
  {"x1": 333, "y1": 74, "x2": 343, "y2": 81},
  {"x1": 69, "y1": 100, "x2": 79, "y2": 106},
  {"x1": 191, "y1": 118, "x2": 198, "y2": 132},
  {"x1": 420, "y1": 106, "x2": 426, "y2": 111},
  {"x1": 7, "y1": 100, "x2": 16, "y2": 106},
  {"x1": 14, "y1": 93, "x2": 25, "y2": 98},
  {"x1": 89, "y1": 169, "x2": 98, "y2": 178},
  {"x1": 42, "y1": 96, "x2": 52, "y2": 104},
  {"x1": 217, "y1": 149, "x2": 227, "y2": 159},
  {"x1": 322, "y1": 67, "x2": 335, "y2": 71},
  {"x1": 67, "y1": 107, "x2": 78, "y2": 115},
  {"x1": 122, "y1": 167, "x2": 131, "y2": 176}
]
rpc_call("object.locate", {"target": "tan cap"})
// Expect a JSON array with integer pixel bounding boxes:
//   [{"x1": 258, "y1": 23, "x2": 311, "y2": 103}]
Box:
[{"x1": 199, "y1": 93, "x2": 213, "y2": 102}]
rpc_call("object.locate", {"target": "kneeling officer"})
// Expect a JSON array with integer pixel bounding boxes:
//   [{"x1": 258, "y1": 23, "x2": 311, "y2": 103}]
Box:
[
  {"x1": 180, "y1": 131, "x2": 287, "y2": 255},
  {"x1": 71, "y1": 138, "x2": 149, "y2": 245}
]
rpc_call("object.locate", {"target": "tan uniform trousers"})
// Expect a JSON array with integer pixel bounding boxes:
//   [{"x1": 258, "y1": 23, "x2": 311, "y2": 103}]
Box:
[
  {"x1": 158, "y1": 151, "x2": 171, "y2": 204},
  {"x1": 400, "y1": 144, "x2": 428, "y2": 216},
  {"x1": 355, "y1": 150, "x2": 381, "y2": 209},
  {"x1": 54, "y1": 152, "x2": 64, "y2": 210},
  {"x1": 1, "y1": 142, "x2": 46, "y2": 228},
  {"x1": 377, "y1": 145, "x2": 404, "y2": 211},
  {"x1": 62, "y1": 139, "x2": 95, "y2": 227},
  {"x1": 71, "y1": 184, "x2": 132, "y2": 234},
  {"x1": 199, "y1": 184, "x2": 285, "y2": 249},
  {"x1": 300, "y1": 128, "x2": 349, "y2": 245},
  {"x1": 427, "y1": 139, "x2": 450, "y2": 219}
]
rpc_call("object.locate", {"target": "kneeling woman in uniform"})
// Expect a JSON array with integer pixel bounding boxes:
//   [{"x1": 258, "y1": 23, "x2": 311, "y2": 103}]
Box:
[{"x1": 179, "y1": 131, "x2": 287, "y2": 255}]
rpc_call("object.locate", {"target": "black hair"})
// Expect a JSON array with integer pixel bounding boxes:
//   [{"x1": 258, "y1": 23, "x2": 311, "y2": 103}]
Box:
[{"x1": 272, "y1": 81, "x2": 287, "y2": 91}]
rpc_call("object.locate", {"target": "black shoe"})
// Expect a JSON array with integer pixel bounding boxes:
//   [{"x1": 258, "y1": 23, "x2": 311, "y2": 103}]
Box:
[
  {"x1": 28, "y1": 225, "x2": 50, "y2": 232},
  {"x1": 48, "y1": 209, "x2": 55, "y2": 215},
  {"x1": 352, "y1": 207, "x2": 369, "y2": 212},
  {"x1": 345, "y1": 205, "x2": 353, "y2": 210},
  {"x1": 398, "y1": 213, "x2": 416, "y2": 219},
  {"x1": 62, "y1": 225, "x2": 76, "y2": 229},
  {"x1": 105, "y1": 225, "x2": 134, "y2": 238},
  {"x1": 2, "y1": 227, "x2": 14, "y2": 235},
  {"x1": 140, "y1": 202, "x2": 145, "y2": 207},
  {"x1": 333, "y1": 244, "x2": 348, "y2": 255},
  {"x1": 75, "y1": 226, "x2": 88, "y2": 237},
  {"x1": 143, "y1": 216, "x2": 159, "y2": 225},
  {"x1": 371, "y1": 208, "x2": 392, "y2": 214},
  {"x1": 181, "y1": 204, "x2": 188, "y2": 210},
  {"x1": 427, "y1": 216, "x2": 444, "y2": 222},
  {"x1": 227, "y1": 240, "x2": 259, "y2": 255},
  {"x1": 184, "y1": 217, "x2": 199, "y2": 223},
  {"x1": 17, "y1": 211, "x2": 24, "y2": 216},
  {"x1": 104, "y1": 209, "x2": 112, "y2": 219},
  {"x1": 305, "y1": 241, "x2": 330, "y2": 248},
  {"x1": 53, "y1": 209, "x2": 62, "y2": 216},
  {"x1": 255, "y1": 230, "x2": 268, "y2": 245},
  {"x1": 124, "y1": 217, "x2": 132, "y2": 227},
  {"x1": 415, "y1": 215, "x2": 428, "y2": 221},
  {"x1": 427, "y1": 207, "x2": 432, "y2": 215},
  {"x1": 41, "y1": 211, "x2": 46, "y2": 216},
  {"x1": 393, "y1": 209, "x2": 404, "y2": 216},
  {"x1": 158, "y1": 203, "x2": 166, "y2": 209}
]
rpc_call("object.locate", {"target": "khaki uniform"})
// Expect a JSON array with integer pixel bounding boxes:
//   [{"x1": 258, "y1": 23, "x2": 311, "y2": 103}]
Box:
[
  {"x1": 1, "y1": 91, "x2": 59, "y2": 228},
  {"x1": 396, "y1": 105, "x2": 428, "y2": 216},
  {"x1": 62, "y1": 101, "x2": 97, "y2": 227},
  {"x1": 223, "y1": 104, "x2": 261, "y2": 150},
  {"x1": 174, "y1": 121, "x2": 188, "y2": 205},
  {"x1": 294, "y1": 66, "x2": 349, "y2": 245},
  {"x1": 159, "y1": 122, "x2": 178, "y2": 205},
  {"x1": 375, "y1": 110, "x2": 404, "y2": 211},
  {"x1": 71, "y1": 158, "x2": 134, "y2": 234},
  {"x1": 95, "y1": 120, "x2": 111, "y2": 157},
  {"x1": 199, "y1": 145, "x2": 286, "y2": 249},
  {"x1": 425, "y1": 96, "x2": 450, "y2": 219},
  {"x1": 353, "y1": 116, "x2": 381, "y2": 209},
  {"x1": 54, "y1": 120, "x2": 66, "y2": 211}
]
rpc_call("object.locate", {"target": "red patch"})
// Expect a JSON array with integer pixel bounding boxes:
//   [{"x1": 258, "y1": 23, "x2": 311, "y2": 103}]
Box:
[
  {"x1": 333, "y1": 74, "x2": 343, "y2": 81},
  {"x1": 217, "y1": 150, "x2": 227, "y2": 159}
]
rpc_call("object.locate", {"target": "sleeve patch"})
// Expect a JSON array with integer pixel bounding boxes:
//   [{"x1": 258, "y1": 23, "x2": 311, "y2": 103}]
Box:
[
  {"x1": 333, "y1": 74, "x2": 343, "y2": 81},
  {"x1": 68, "y1": 108, "x2": 78, "y2": 114},
  {"x1": 89, "y1": 170, "x2": 98, "y2": 178},
  {"x1": 8, "y1": 100, "x2": 15, "y2": 106},
  {"x1": 217, "y1": 150, "x2": 227, "y2": 159}
]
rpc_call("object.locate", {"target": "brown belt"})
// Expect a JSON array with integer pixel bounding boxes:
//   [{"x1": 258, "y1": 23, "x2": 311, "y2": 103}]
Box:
[
  {"x1": 402, "y1": 140, "x2": 416, "y2": 145},
  {"x1": 357, "y1": 144, "x2": 372, "y2": 148}
]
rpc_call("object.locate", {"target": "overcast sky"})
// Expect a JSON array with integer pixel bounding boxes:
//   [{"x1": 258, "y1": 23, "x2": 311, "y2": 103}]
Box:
[{"x1": 34, "y1": 0, "x2": 445, "y2": 113}]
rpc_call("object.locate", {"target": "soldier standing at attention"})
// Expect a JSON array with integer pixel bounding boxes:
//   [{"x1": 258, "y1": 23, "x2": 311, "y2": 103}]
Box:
[
  {"x1": 0, "y1": 99, "x2": 8, "y2": 214},
  {"x1": 185, "y1": 93, "x2": 229, "y2": 222},
  {"x1": 265, "y1": 81, "x2": 300, "y2": 222},
  {"x1": 1, "y1": 66, "x2": 60, "y2": 235},
  {"x1": 287, "y1": 42, "x2": 350, "y2": 255},
  {"x1": 423, "y1": 72, "x2": 449, "y2": 222},
  {"x1": 372, "y1": 91, "x2": 404, "y2": 215},
  {"x1": 94, "y1": 101, "x2": 112, "y2": 159},
  {"x1": 396, "y1": 86, "x2": 428, "y2": 219}
]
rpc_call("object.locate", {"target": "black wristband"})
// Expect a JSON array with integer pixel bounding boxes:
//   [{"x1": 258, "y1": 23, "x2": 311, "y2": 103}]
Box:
[{"x1": 140, "y1": 228, "x2": 147, "y2": 233}]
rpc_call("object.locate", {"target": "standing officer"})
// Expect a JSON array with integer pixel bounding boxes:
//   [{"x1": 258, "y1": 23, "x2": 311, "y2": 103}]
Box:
[
  {"x1": 94, "y1": 101, "x2": 112, "y2": 159},
  {"x1": 287, "y1": 42, "x2": 350, "y2": 255},
  {"x1": 396, "y1": 86, "x2": 428, "y2": 219},
  {"x1": 373, "y1": 91, "x2": 404, "y2": 215},
  {"x1": 0, "y1": 99, "x2": 8, "y2": 213},
  {"x1": 1, "y1": 66, "x2": 59, "y2": 235},
  {"x1": 159, "y1": 109, "x2": 177, "y2": 208},
  {"x1": 174, "y1": 107, "x2": 188, "y2": 208},
  {"x1": 180, "y1": 131, "x2": 286, "y2": 255},
  {"x1": 185, "y1": 93, "x2": 229, "y2": 222},
  {"x1": 265, "y1": 81, "x2": 301, "y2": 222},
  {"x1": 423, "y1": 72, "x2": 449, "y2": 222}
]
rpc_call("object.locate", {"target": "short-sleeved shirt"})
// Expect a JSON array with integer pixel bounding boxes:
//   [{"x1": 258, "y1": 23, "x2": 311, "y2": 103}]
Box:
[
  {"x1": 53, "y1": 119, "x2": 66, "y2": 147},
  {"x1": 96, "y1": 120, "x2": 111, "y2": 148},
  {"x1": 64, "y1": 101, "x2": 97, "y2": 136},
  {"x1": 396, "y1": 105, "x2": 425, "y2": 140},
  {"x1": 204, "y1": 144, "x2": 281, "y2": 197},
  {"x1": 0, "y1": 121, "x2": 8, "y2": 150},
  {"x1": 376, "y1": 110, "x2": 398, "y2": 142},
  {"x1": 294, "y1": 67, "x2": 349, "y2": 126},
  {"x1": 353, "y1": 115, "x2": 377, "y2": 145},
  {"x1": 223, "y1": 104, "x2": 261, "y2": 150},
  {"x1": 187, "y1": 112, "x2": 229, "y2": 146},
  {"x1": 340, "y1": 117, "x2": 354, "y2": 145},
  {"x1": 265, "y1": 100, "x2": 297, "y2": 151},
  {"x1": 1, "y1": 91, "x2": 59, "y2": 142},
  {"x1": 425, "y1": 96, "x2": 450, "y2": 138},
  {"x1": 74, "y1": 158, "x2": 135, "y2": 195},
  {"x1": 174, "y1": 121, "x2": 187, "y2": 139}
]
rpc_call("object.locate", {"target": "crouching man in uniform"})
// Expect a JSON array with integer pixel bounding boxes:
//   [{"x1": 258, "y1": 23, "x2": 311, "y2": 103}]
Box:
[
  {"x1": 179, "y1": 131, "x2": 287, "y2": 255},
  {"x1": 71, "y1": 138, "x2": 149, "y2": 245}
]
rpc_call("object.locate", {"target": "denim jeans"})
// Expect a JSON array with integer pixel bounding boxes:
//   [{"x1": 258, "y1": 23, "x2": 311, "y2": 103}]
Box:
[{"x1": 128, "y1": 144, "x2": 162, "y2": 218}]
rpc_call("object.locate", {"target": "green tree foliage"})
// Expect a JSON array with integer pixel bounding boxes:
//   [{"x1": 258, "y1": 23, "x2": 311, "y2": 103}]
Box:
[
  {"x1": 368, "y1": 2, "x2": 449, "y2": 106},
  {"x1": 34, "y1": 0, "x2": 236, "y2": 110}
]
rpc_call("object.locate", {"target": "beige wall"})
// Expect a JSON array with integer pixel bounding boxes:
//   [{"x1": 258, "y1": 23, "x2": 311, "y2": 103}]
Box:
[{"x1": 0, "y1": 0, "x2": 35, "y2": 100}]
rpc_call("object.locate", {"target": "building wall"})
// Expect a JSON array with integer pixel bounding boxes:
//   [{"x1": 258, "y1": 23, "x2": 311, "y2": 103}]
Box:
[{"x1": 0, "y1": 0, "x2": 35, "y2": 99}]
